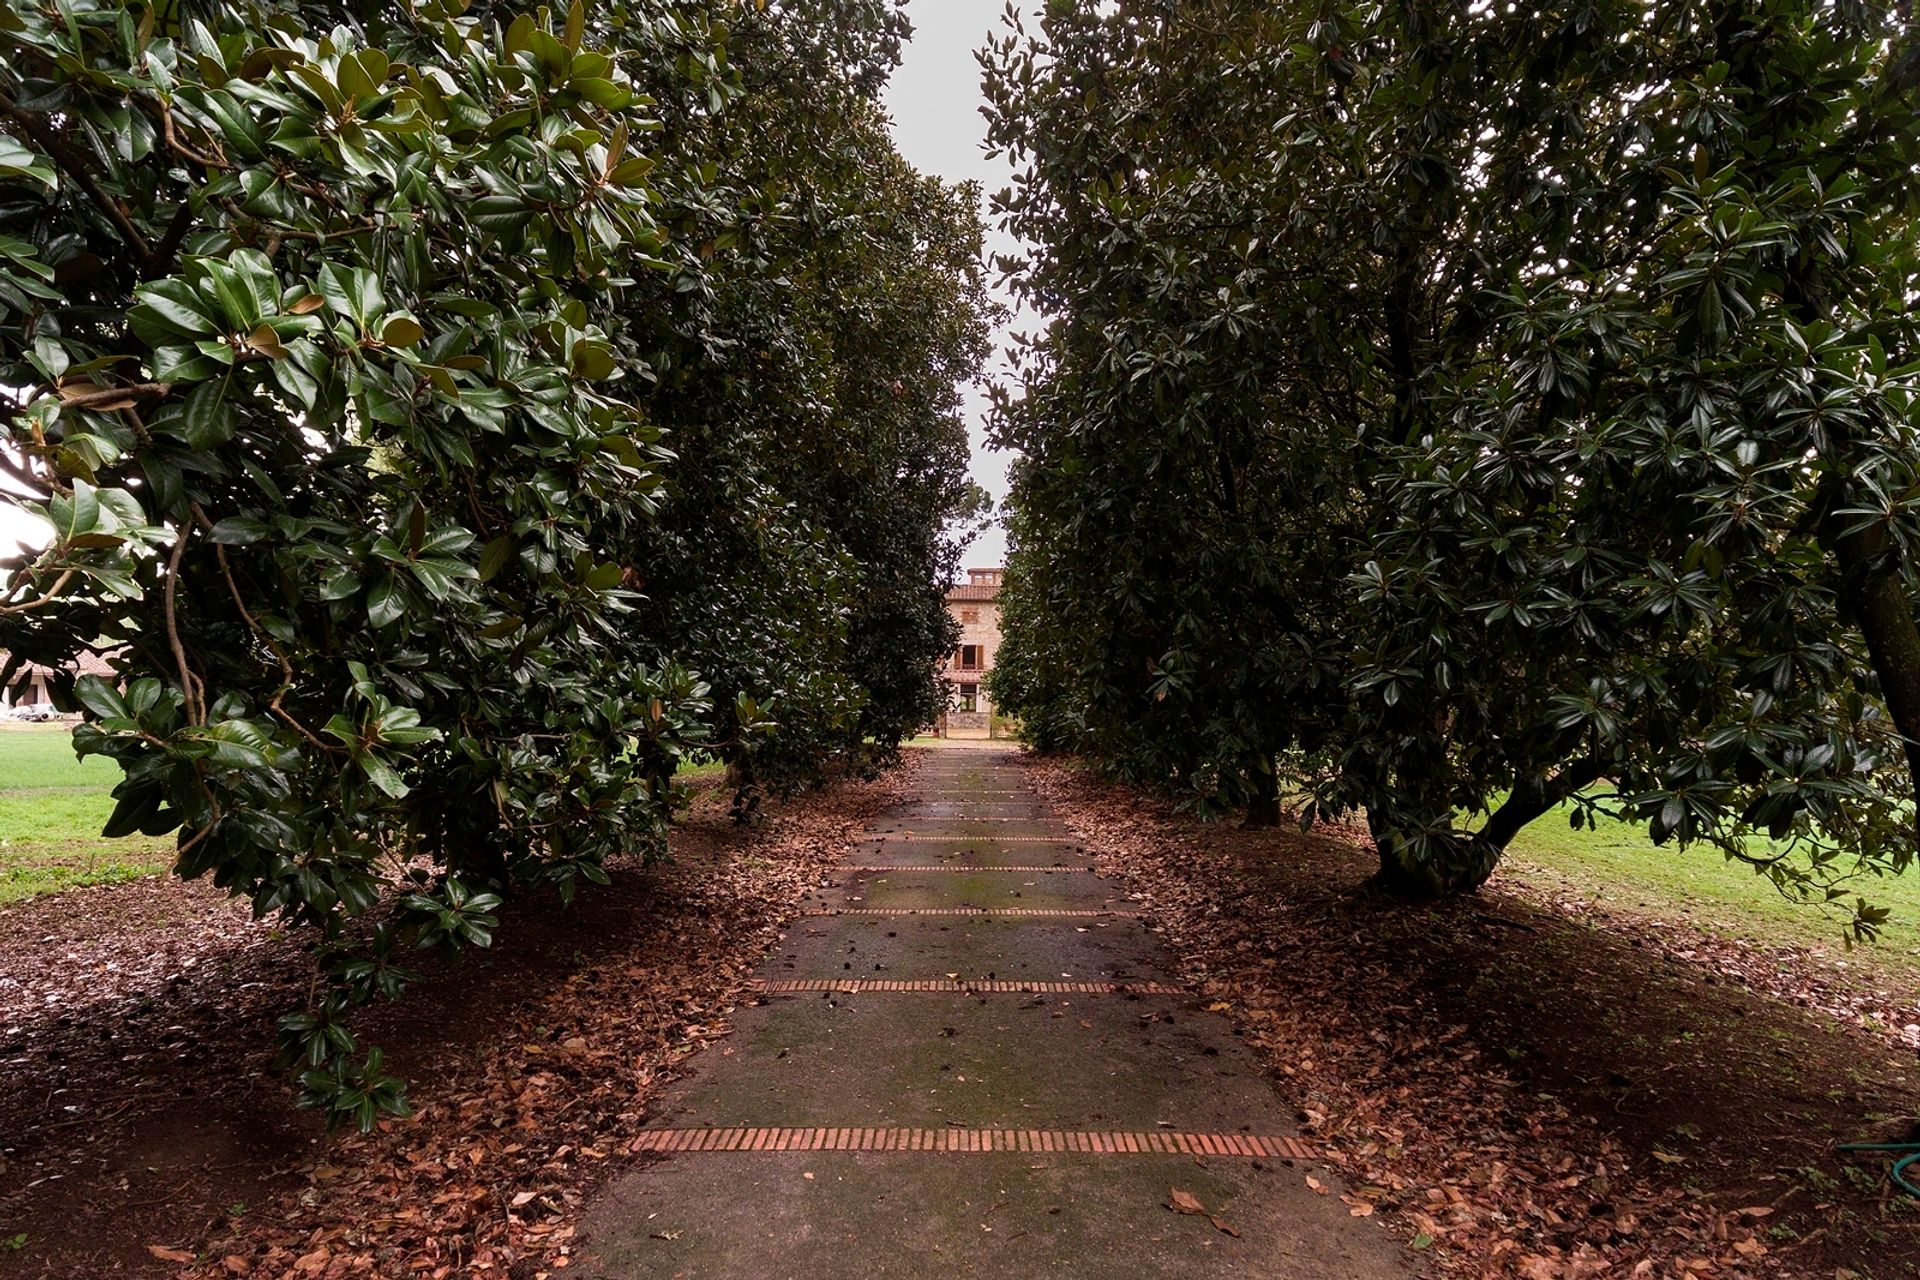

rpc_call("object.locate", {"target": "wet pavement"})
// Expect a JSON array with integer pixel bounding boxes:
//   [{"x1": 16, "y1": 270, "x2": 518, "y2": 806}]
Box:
[{"x1": 578, "y1": 747, "x2": 1412, "y2": 1278}]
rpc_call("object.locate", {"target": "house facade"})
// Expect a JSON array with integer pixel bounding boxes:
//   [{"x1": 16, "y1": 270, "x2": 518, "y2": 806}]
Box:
[
  {"x1": 939, "y1": 567, "x2": 1003, "y2": 739},
  {"x1": 0, "y1": 650, "x2": 116, "y2": 710}
]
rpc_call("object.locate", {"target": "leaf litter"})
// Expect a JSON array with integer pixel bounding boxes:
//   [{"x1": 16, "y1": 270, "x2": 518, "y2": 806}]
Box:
[
  {"x1": 1025, "y1": 757, "x2": 1920, "y2": 1279},
  {"x1": 0, "y1": 763, "x2": 917, "y2": 1277}
]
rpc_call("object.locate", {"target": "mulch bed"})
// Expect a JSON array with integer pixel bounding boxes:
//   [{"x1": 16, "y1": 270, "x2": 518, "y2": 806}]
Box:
[
  {"x1": 1023, "y1": 756, "x2": 1920, "y2": 1280},
  {"x1": 0, "y1": 761, "x2": 916, "y2": 1279}
]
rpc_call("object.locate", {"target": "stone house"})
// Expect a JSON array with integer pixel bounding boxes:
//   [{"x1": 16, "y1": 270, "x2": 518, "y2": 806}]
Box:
[
  {"x1": 939, "y1": 567, "x2": 1003, "y2": 739},
  {"x1": 0, "y1": 650, "x2": 116, "y2": 709}
]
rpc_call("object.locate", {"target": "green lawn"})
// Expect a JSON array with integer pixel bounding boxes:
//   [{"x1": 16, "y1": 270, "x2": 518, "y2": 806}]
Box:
[
  {"x1": 0, "y1": 734, "x2": 743, "y2": 907},
  {"x1": 1501, "y1": 796, "x2": 1920, "y2": 986},
  {"x1": 0, "y1": 726, "x2": 171, "y2": 906}
]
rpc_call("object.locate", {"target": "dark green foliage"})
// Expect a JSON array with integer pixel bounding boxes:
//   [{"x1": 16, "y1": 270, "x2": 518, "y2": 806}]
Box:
[
  {"x1": 0, "y1": 0, "x2": 986, "y2": 1122},
  {"x1": 616, "y1": 7, "x2": 993, "y2": 789},
  {"x1": 985, "y1": 0, "x2": 1920, "y2": 921}
]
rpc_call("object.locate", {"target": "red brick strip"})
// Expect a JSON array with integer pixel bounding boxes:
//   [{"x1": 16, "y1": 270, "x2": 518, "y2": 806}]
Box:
[
  {"x1": 801, "y1": 907, "x2": 1137, "y2": 918},
  {"x1": 884, "y1": 817, "x2": 1066, "y2": 823},
  {"x1": 753, "y1": 978, "x2": 1182, "y2": 995},
  {"x1": 860, "y1": 835, "x2": 1083, "y2": 844},
  {"x1": 629, "y1": 1128, "x2": 1314, "y2": 1160},
  {"x1": 846, "y1": 864, "x2": 1095, "y2": 873}
]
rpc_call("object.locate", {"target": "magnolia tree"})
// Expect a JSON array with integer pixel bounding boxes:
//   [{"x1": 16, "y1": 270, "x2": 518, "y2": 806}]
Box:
[
  {"x1": 0, "y1": 0, "x2": 986, "y2": 1123},
  {"x1": 617, "y1": 4, "x2": 991, "y2": 796},
  {"x1": 985, "y1": 0, "x2": 1920, "y2": 924}
]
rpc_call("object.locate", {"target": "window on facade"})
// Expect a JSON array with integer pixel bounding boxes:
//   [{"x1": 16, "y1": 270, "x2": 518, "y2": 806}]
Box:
[
  {"x1": 960, "y1": 607, "x2": 979, "y2": 624},
  {"x1": 957, "y1": 644, "x2": 982, "y2": 670},
  {"x1": 957, "y1": 683, "x2": 979, "y2": 712}
]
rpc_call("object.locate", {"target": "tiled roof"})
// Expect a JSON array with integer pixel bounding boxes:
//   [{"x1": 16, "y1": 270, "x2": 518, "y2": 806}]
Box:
[
  {"x1": 0, "y1": 649, "x2": 118, "y2": 678},
  {"x1": 946, "y1": 583, "x2": 999, "y2": 603}
]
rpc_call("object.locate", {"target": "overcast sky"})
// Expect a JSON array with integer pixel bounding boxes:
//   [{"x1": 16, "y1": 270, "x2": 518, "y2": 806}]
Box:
[{"x1": 883, "y1": 0, "x2": 1035, "y2": 575}]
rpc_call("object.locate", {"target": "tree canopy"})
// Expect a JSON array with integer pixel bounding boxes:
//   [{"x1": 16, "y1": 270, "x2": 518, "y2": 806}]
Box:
[
  {"x1": 984, "y1": 0, "x2": 1920, "y2": 919},
  {"x1": 0, "y1": 0, "x2": 987, "y2": 1124}
]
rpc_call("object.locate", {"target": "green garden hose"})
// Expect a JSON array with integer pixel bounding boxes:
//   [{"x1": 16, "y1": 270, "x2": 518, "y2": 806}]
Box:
[{"x1": 1835, "y1": 1141, "x2": 1920, "y2": 1198}]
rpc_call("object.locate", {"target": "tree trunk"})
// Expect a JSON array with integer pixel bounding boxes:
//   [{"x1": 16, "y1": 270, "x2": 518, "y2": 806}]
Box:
[
  {"x1": 1243, "y1": 757, "x2": 1281, "y2": 828},
  {"x1": 1369, "y1": 759, "x2": 1604, "y2": 898},
  {"x1": 1778, "y1": 183, "x2": 1920, "y2": 841},
  {"x1": 1825, "y1": 523, "x2": 1920, "y2": 842},
  {"x1": 1244, "y1": 791, "x2": 1281, "y2": 828},
  {"x1": 1371, "y1": 829, "x2": 1502, "y2": 898},
  {"x1": 469, "y1": 840, "x2": 515, "y2": 893},
  {"x1": 1850, "y1": 571, "x2": 1920, "y2": 798},
  {"x1": 725, "y1": 755, "x2": 762, "y2": 825}
]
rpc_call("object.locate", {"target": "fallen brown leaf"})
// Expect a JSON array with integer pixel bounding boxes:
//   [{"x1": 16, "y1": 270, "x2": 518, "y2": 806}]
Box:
[
  {"x1": 1169, "y1": 1187, "x2": 1205, "y2": 1215},
  {"x1": 1022, "y1": 755, "x2": 1919, "y2": 1280}
]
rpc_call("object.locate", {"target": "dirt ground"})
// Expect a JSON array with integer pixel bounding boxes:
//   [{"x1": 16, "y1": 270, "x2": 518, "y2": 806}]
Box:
[
  {"x1": 0, "y1": 766, "x2": 911, "y2": 1278},
  {"x1": 2, "y1": 747, "x2": 1917, "y2": 1278},
  {"x1": 1022, "y1": 757, "x2": 1920, "y2": 1278}
]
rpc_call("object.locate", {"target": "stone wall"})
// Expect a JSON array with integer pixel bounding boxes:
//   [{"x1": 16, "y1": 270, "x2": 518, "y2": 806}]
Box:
[{"x1": 940, "y1": 593, "x2": 1002, "y2": 737}]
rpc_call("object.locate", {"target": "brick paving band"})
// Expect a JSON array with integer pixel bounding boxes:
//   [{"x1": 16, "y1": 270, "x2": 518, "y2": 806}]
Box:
[
  {"x1": 880, "y1": 816, "x2": 1069, "y2": 823},
  {"x1": 844, "y1": 864, "x2": 1095, "y2": 873},
  {"x1": 627, "y1": 1127, "x2": 1316, "y2": 1159},
  {"x1": 800, "y1": 907, "x2": 1138, "y2": 918},
  {"x1": 859, "y1": 835, "x2": 1086, "y2": 844},
  {"x1": 753, "y1": 978, "x2": 1182, "y2": 995}
]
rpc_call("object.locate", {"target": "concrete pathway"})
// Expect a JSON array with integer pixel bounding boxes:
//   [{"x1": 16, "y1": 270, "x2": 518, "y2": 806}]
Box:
[{"x1": 579, "y1": 749, "x2": 1410, "y2": 1278}]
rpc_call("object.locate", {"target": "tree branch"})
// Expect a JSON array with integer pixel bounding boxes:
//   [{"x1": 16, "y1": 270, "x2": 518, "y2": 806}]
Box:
[
  {"x1": 0, "y1": 567, "x2": 75, "y2": 616},
  {"x1": 55, "y1": 381, "x2": 173, "y2": 411},
  {"x1": 0, "y1": 89, "x2": 153, "y2": 261},
  {"x1": 163, "y1": 524, "x2": 204, "y2": 725},
  {"x1": 0, "y1": 443, "x2": 45, "y2": 496},
  {"x1": 146, "y1": 200, "x2": 197, "y2": 280},
  {"x1": 191, "y1": 502, "x2": 334, "y2": 752},
  {"x1": 1481, "y1": 757, "x2": 1607, "y2": 852},
  {"x1": 151, "y1": 98, "x2": 226, "y2": 170}
]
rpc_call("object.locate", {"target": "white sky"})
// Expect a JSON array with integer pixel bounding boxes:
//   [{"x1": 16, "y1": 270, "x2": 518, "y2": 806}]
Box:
[
  {"x1": 0, "y1": 449, "x2": 45, "y2": 557},
  {"x1": 883, "y1": 0, "x2": 1035, "y2": 575}
]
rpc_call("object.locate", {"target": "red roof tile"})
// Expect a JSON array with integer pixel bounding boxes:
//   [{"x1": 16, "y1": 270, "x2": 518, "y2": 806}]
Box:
[{"x1": 0, "y1": 649, "x2": 118, "y2": 679}]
